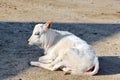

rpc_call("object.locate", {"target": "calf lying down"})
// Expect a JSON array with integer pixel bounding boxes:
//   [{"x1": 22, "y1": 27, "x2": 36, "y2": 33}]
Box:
[{"x1": 28, "y1": 22, "x2": 99, "y2": 75}]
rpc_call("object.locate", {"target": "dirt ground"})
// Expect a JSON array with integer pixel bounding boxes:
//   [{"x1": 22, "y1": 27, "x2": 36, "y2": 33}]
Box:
[
  {"x1": 0, "y1": 0, "x2": 120, "y2": 23},
  {"x1": 0, "y1": 0, "x2": 120, "y2": 80}
]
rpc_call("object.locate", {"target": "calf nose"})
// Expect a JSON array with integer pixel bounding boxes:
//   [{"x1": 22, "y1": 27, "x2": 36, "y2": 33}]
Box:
[
  {"x1": 28, "y1": 38, "x2": 31, "y2": 42},
  {"x1": 28, "y1": 40, "x2": 29, "y2": 43},
  {"x1": 28, "y1": 39, "x2": 30, "y2": 44}
]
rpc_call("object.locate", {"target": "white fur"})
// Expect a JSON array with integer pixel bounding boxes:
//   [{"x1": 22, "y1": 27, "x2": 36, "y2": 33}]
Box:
[{"x1": 28, "y1": 23, "x2": 99, "y2": 75}]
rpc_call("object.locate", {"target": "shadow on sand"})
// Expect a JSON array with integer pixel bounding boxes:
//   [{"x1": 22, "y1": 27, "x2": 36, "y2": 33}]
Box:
[
  {"x1": 0, "y1": 22, "x2": 120, "y2": 79},
  {"x1": 98, "y1": 56, "x2": 120, "y2": 75}
]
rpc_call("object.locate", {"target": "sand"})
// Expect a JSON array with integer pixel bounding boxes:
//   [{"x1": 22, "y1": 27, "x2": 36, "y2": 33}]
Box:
[{"x1": 0, "y1": 0, "x2": 120, "y2": 80}]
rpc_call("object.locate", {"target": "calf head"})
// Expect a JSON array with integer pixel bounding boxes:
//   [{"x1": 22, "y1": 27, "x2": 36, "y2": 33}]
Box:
[{"x1": 28, "y1": 22, "x2": 52, "y2": 47}]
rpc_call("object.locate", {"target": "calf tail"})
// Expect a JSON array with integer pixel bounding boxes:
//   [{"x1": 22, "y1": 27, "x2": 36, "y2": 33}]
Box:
[{"x1": 84, "y1": 57, "x2": 99, "y2": 75}]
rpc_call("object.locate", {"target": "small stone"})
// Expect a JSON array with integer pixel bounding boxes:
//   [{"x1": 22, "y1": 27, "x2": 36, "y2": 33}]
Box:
[{"x1": 19, "y1": 78, "x2": 22, "y2": 80}]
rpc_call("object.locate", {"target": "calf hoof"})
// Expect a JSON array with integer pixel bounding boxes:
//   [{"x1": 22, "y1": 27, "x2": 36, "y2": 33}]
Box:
[
  {"x1": 29, "y1": 61, "x2": 39, "y2": 67},
  {"x1": 64, "y1": 72, "x2": 71, "y2": 75}
]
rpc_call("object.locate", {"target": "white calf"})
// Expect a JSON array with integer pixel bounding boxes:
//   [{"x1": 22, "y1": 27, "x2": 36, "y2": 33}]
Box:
[{"x1": 28, "y1": 22, "x2": 99, "y2": 75}]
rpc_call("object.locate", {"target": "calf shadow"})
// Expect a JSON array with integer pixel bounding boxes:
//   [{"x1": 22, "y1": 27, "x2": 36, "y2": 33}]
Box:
[
  {"x1": 98, "y1": 56, "x2": 120, "y2": 75},
  {"x1": 0, "y1": 22, "x2": 120, "y2": 79}
]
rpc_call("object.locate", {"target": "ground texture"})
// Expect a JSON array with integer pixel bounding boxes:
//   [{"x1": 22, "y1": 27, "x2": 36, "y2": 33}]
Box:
[{"x1": 0, "y1": 0, "x2": 120, "y2": 80}]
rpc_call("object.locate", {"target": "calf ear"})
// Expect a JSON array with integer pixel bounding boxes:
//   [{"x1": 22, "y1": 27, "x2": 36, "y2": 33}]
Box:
[
  {"x1": 46, "y1": 22, "x2": 52, "y2": 29},
  {"x1": 43, "y1": 22, "x2": 52, "y2": 31}
]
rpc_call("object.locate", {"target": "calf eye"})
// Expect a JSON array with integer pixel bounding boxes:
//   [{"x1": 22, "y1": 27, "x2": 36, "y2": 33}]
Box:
[{"x1": 35, "y1": 32, "x2": 40, "y2": 35}]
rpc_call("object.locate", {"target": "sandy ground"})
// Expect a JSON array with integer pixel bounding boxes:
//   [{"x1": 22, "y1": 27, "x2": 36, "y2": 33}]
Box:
[
  {"x1": 0, "y1": 0, "x2": 120, "y2": 80},
  {"x1": 0, "y1": 0, "x2": 120, "y2": 23}
]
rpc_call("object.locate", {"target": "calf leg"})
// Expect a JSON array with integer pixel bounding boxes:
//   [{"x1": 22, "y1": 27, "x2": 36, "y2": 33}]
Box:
[
  {"x1": 62, "y1": 67, "x2": 72, "y2": 75},
  {"x1": 30, "y1": 61, "x2": 64, "y2": 71},
  {"x1": 51, "y1": 62, "x2": 64, "y2": 71},
  {"x1": 50, "y1": 52, "x2": 66, "y2": 67},
  {"x1": 39, "y1": 53, "x2": 57, "y2": 63},
  {"x1": 30, "y1": 61, "x2": 53, "y2": 70}
]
